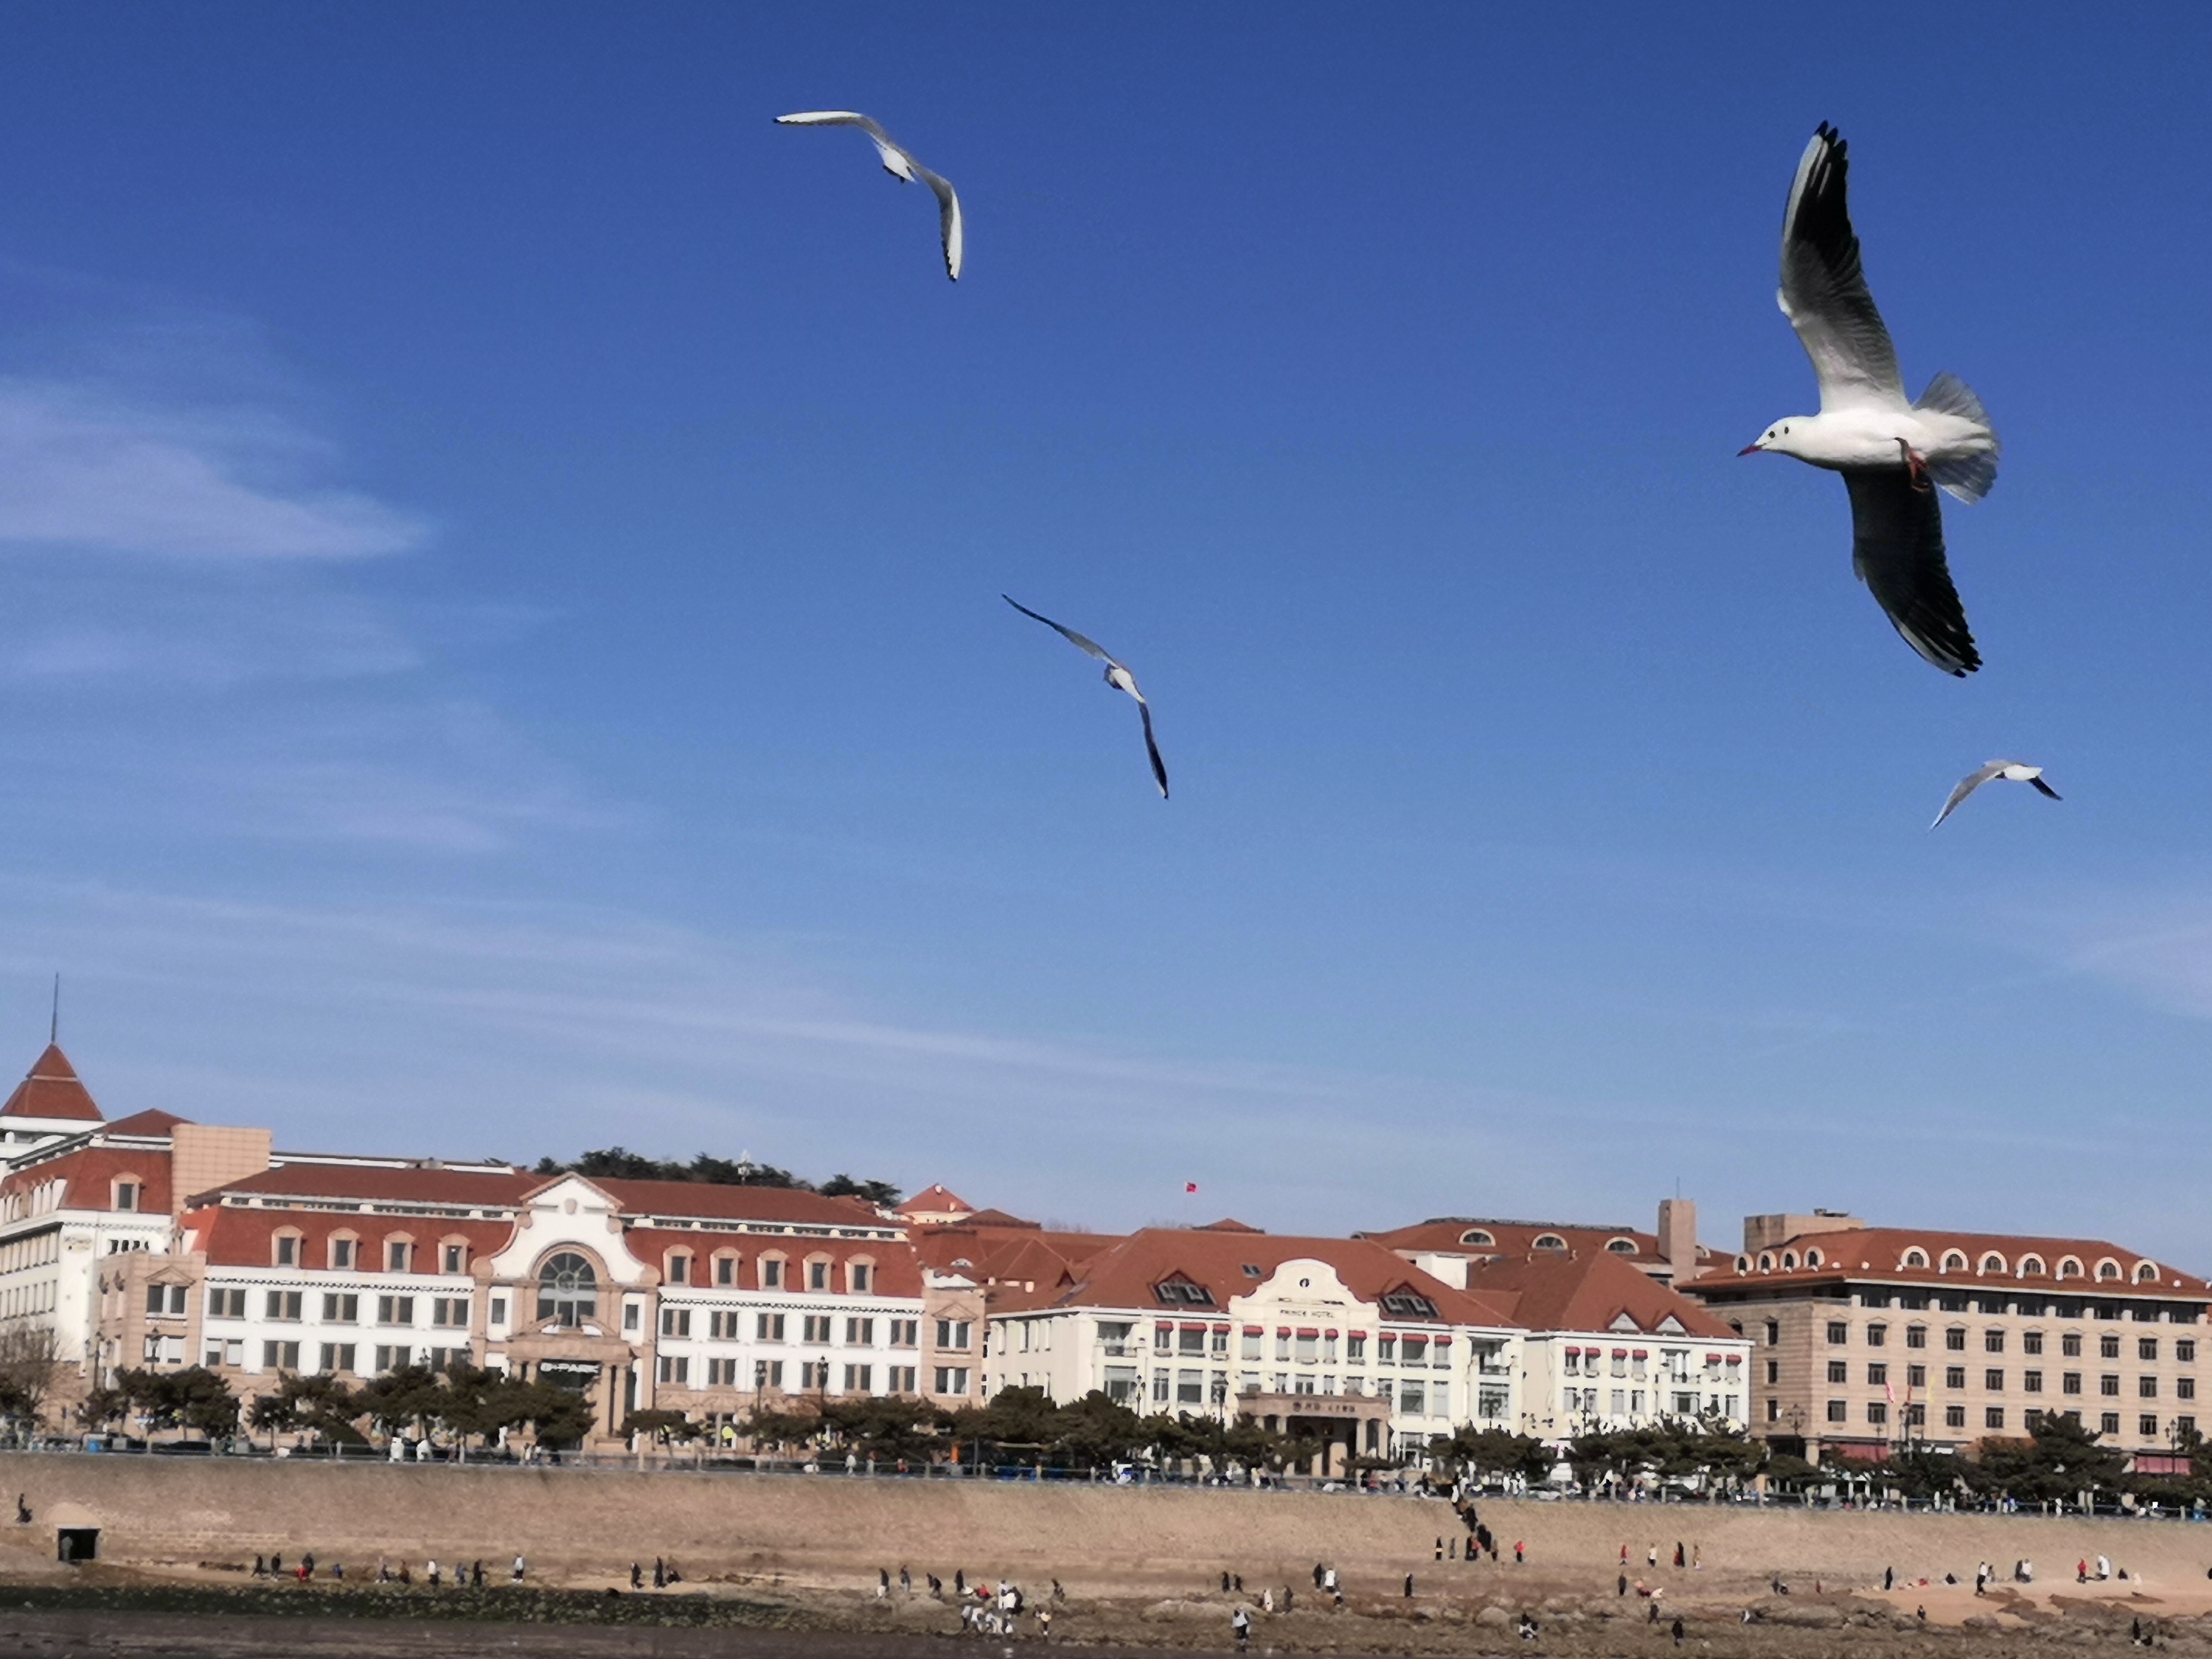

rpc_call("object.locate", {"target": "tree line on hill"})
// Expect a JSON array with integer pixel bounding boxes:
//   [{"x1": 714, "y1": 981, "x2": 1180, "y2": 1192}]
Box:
[{"x1": 529, "y1": 1147, "x2": 900, "y2": 1206}]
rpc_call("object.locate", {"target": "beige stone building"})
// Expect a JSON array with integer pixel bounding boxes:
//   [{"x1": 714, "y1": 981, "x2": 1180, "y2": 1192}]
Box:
[{"x1": 1681, "y1": 1211, "x2": 2212, "y2": 1465}]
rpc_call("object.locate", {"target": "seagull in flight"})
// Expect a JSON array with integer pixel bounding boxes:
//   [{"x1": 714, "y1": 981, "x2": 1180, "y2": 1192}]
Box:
[
  {"x1": 775, "y1": 111, "x2": 963, "y2": 280},
  {"x1": 1740, "y1": 124, "x2": 2002, "y2": 676},
  {"x1": 1003, "y1": 596, "x2": 1168, "y2": 799},
  {"x1": 1931, "y1": 760, "x2": 2061, "y2": 830}
]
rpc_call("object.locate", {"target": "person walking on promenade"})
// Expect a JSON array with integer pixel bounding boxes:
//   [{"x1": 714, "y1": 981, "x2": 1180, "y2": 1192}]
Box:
[
  {"x1": 1672, "y1": 1616, "x2": 1685, "y2": 1646},
  {"x1": 1261, "y1": 1587, "x2": 1275, "y2": 1614},
  {"x1": 1222, "y1": 1572, "x2": 1232, "y2": 1594},
  {"x1": 629, "y1": 1563, "x2": 643, "y2": 1591},
  {"x1": 654, "y1": 1558, "x2": 666, "y2": 1589},
  {"x1": 1619, "y1": 1573, "x2": 1628, "y2": 1597},
  {"x1": 513, "y1": 1554, "x2": 526, "y2": 1583},
  {"x1": 1404, "y1": 1574, "x2": 1415, "y2": 1599},
  {"x1": 1884, "y1": 1566, "x2": 1894, "y2": 1591},
  {"x1": 1312, "y1": 1563, "x2": 1326, "y2": 1589},
  {"x1": 956, "y1": 1569, "x2": 966, "y2": 1596},
  {"x1": 1433, "y1": 1537, "x2": 1443, "y2": 1561},
  {"x1": 1232, "y1": 1606, "x2": 1251, "y2": 1651},
  {"x1": 1323, "y1": 1567, "x2": 1338, "y2": 1597},
  {"x1": 1673, "y1": 1542, "x2": 1684, "y2": 1569},
  {"x1": 1515, "y1": 1540, "x2": 1525, "y2": 1566},
  {"x1": 901, "y1": 1566, "x2": 911, "y2": 1595},
  {"x1": 878, "y1": 1568, "x2": 890, "y2": 1599},
  {"x1": 2078, "y1": 1558, "x2": 2089, "y2": 1584},
  {"x1": 1648, "y1": 1544, "x2": 1659, "y2": 1568}
]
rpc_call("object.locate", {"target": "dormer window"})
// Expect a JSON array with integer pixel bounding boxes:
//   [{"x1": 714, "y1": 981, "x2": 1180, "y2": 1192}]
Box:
[
  {"x1": 2136, "y1": 1262, "x2": 2161, "y2": 1284},
  {"x1": 1941, "y1": 1250, "x2": 1968, "y2": 1273},
  {"x1": 442, "y1": 1243, "x2": 467, "y2": 1275},
  {"x1": 667, "y1": 1252, "x2": 692, "y2": 1285},
  {"x1": 386, "y1": 1240, "x2": 412, "y2": 1273},
  {"x1": 1980, "y1": 1253, "x2": 2007, "y2": 1275},
  {"x1": 273, "y1": 1233, "x2": 300, "y2": 1267},
  {"x1": 850, "y1": 1262, "x2": 873, "y2": 1293},
  {"x1": 1805, "y1": 1248, "x2": 1823, "y2": 1268},
  {"x1": 1380, "y1": 1291, "x2": 1438, "y2": 1319},
  {"x1": 1459, "y1": 1229, "x2": 1495, "y2": 1248},
  {"x1": 1606, "y1": 1238, "x2": 1639, "y2": 1255},
  {"x1": 113, "y1": 1181, "x2": 141, "y2": 1212},
  {"x1": 330, "y1": 1237, "x2": 357, "y2": 1270},
  {"x1": 1902, "y1": 1248, "x2": 1929, "y2": 1269},
  {"x1": 1532, "y1": 1234, "x2": 1567, "y2": 1252},
  {"x1": 2020, "y1": 1255, "x2": 2046, "y2": 1277},
  {"x1": 1153, "y1": 1279, "x2": 1215, "y2": 1307}
]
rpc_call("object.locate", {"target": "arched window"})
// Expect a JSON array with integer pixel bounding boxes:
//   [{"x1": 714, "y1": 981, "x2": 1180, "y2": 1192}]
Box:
[
  {"x1": 1532, "y1": 1234, "x2": 1567, "y2": 1252},
  {"x1": 2135, "y1": 1261, "x2": 2160, "y2": 1284},
  {"x1": 1606, "y1": 1238, "x2": 1639, "y2": 1255},
  {"x1": 1941, "y1": 1251, "x2": 1967, "y2": 1274},
  {"x1": 272, "y1": 1229, "x2": 303, "y2": 1268},
  {"x1": 1459, "y1": 1229, "x2": 1495, "y2": 1248},
  {"x1": 665, "y1": 1250, "x2": 693, "y2": 1286},
  {"x1": 1781, "y1": 1251, "x2": 1798, "y2": 1270},
  {"x1": 1757, "y1": 1253, "x2": 1774, "y2": 1272},
  {"x1": 712, "y1": 1250, "x2": 741, "y2": 1287},
  {"x1": 2096, "y1": 1259, "x2": 2122, "y2": 1282},
  {"x1": 2020, "y1": 1255, "x2": 2046, "y2": 1277},
  {"x1": 2057, "y1": 1256, "x2": 2083, "y2": 1280},
  {"x1": 328, "y1": 1233, "x2": 359, "y2": 1271},
  {"x1": 1805, "y1": 1248, "x2": 1823, "y2": 1268},
  {"x1": 1902, "y1": 1249, "x2": 1929, "y2": 1269},
  {"x1": 1734, "y1": 1255, "x2": 1751, "y2": 1274},
  {"x1": 1980, "y1": 1253, "x2": 2007, "y2": 1275},
  {"x1": 536, "y1": 1252, "x2": 597, "y2": 1327}
]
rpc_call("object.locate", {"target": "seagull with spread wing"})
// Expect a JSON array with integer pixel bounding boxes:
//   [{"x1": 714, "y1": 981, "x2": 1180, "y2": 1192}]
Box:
[
  {"x1": 1931, "y1": 760, "x2": 2062, "y2": 830},
  {"x1": 1740, "y1": 123, "x2": 2001, "y2": 676},
  {"x1": 775, "y1": 111, "x2": 963, "y2": 280},
  {"x1": 1003, "y1": 596, "x2": 1168, "y2": 799}
]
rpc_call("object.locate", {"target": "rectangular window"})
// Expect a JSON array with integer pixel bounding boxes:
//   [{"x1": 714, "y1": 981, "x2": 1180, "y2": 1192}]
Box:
[
  {"x1": 489, "y1": 1295, "x2": 507, "y2": 1324},
  {"x1": 321, "y1": 1293, "x2": 358, "y2": 1323},
  {"x1": 144, "y1": 1284, "x2": 186, "y2": 1316},
  {"x1": 2063, "y1": 1372, "x2": 2083, "y2": 1395},
  {"x1": 704, "y1": 1358, "x2": 737, "y2": 1386},
  {"x1": 1985, "y1": 1369, "x2": 2005, "y2": 1391},
  {"x1": 623, "y1": 1302, "x2": 640, "y2": 1332},
  {"x1": 706, "y1": 1310, "x2": 736, "y2": 1340},
  {"x1": 2102, "y1": 1375, "x2": 2121, "y2": 1397},
  {"x1": 756, "y1": 1359, "x2": 784, "y2": 1390},
  {"x1": 1908, "y1": 1364, "x2": 1927, "y2": 1389},
  {"x1": 1399, "y1": 1380, "x2": 1427, "y2": 1414},
  {"x1": 1766, "y1": 1398, "x2": 1780, "y2": 1422},
  {"x1": 1293, "y1": 1332, "x2": 1318, "y2": 1363},
  {"x1": 2101, "y1": 1411, "x2": 2121, "y2": 1433},
  {"x1": 1826, "y1": 1399, "x2": 1846, "y2": 1423},
  {"x1": 889, "y1": 1318, "x2": 918, "y2": 1347},
  {"x1": 1907, "y1": 1402, "x2": 1926, "y2": 1426},
  {"x1": 1153, "y1": 1369, "x2": 1171, "y2": 1403},
  {"x1": 808, "y1": 1261, "x2": 829, "y2": 1291},
  {"x1": 1944, "y1": 1404, "x2": 1966, "y2": 1429},
  {"x1": 371, "y1": 1344, "x2": 408, "y2": 1372},
  {"x1": 1766, "y1": 1359, "x2": 1779, "y2": 1385},
  {"x1": 431, "y1": 1296, "x2": 469, "y2": 1328},
  {"x1": 2024, "y1": 1370, "x2": 2043, "y2": 1393},
  {"x1": 2141, "y1": 1338, "x2": 2161, "y2": 1362},
  {"x1": 1867, "y1": 1401, "x2": 1888, "y2": 1425},
  {"x1": 761, "y1": 1259, "x2": 784, "y2": 1289},
  {"x1": 1945, "y1": 1366, "x2": 1966, "y2": 1389},
  {"x1": 262, "y1": 1340, "x2": 301, "y2": 1370},
  {"x1": 207, "y1": 1287, "x2": 246, "y2": 1319},
  {"x1": 666, "y1": 1255, "x2": 690, "y2": 1285},
  {"x1": 1985, "y1": 1330, "x2": 2005, "y2": 1354},
  {"x1": 2023, "y1": 1331, "x2": 2044, "y2": 1355},
  {"x1": 2179, "y1": 1340, "x2": 2198, "y2": 1363},
  {"x1": 661, "y1": 1307, "x2": 692, "y2": 1338},
  {"x1": 1178, "y1": 1368, "x2": 1206, "y2": 1404},
  {"x1": 716, "y1": 1256, "x2": 735, "y2": 1286},
  {"x1": 887, "y1": 1365, "x2": 916, "y2": 1392},
  {"x1": 205, "y1": 1338, "x2": 243, "y2": 1368},
  {"x1": 802, "y1": 1314, "x2": 832, "y2": 1344},
  {"x1": 847, "y1": 1317, "x2": 875, "y2": 1345},
  {"x1": 2141, "y1": 1375, "x2": 2160, "y2": 1398},
  {"x1": 936, "y1": 1318, "x2": 972, "y2": 1350},
  {"x1": 1345, "y1": 1332, "x2": 1367, "y2": 1362},
  {"x1": 2180, "y1": 1415, "x2": 2199, "y2": 1438},
  {"x1": 376, "y1": 1295, "x2": 415, "y2": 1326},
  {"x1": 1906, "y1": 1325, "x2": 1927, "y2": 1349},
  {"x1": 385, "y1": 1240, "x2": 410, "y2": 1272},
  {"x1": 273, "y1": 1235, "x2": 298, "y2": 1267},
  {"x1": 2180, "y1": 1378, "x2": 2197, "y2": 1401},
  {"x1": 265, "y1": 1290, "x2": 302, "y2": 1321},
  {"x1": 935, "y1": 1366, "x2": 971, "y2": 1395},
  {"x1": 1866, "y1": 1324, "x2": 1887, "y2": 1348},
  {"x1": 2101, "y1": 1334, "x2": 2122, "y2": 1359},
  {"x1": 319, "y1": 1342, "x2": 356, "y2": 1373},
  {"x1": 743, "y1": 1312, "x2": 780, "y2": 1343},
  {"x1": 442, "y1": 1244, "x2": 465, "y2": 1275},
  {"x1": 1377, "y1": 1335, "x2": 1396, "y2": 1364},
  {"x1": 2063, "y1": 1333, "x2": 2083, "y2": 1357},
  {"x1": 852, "y1": 1263, "x2": 872, "y2": 1292},
  {"x1": 1867, "y1": 1362, "x2": 1888, "y2": 1386},
  {"x1": 114, "y1": 1182, "x2": 140, "y2": 1211},
  {"x1": 1826, "y1": 1322, "x2": 1848, "y2": 1345},
  {"x1": 1827, "y1": 1360, "x2": 1848, "y2": 1384},
  {"x1": 658, "y1": 1355, "x2": 690, "y2": 1385},
  {"x1": 1945, "y1": 1328, "x2": 1966, "y2": 1352}
]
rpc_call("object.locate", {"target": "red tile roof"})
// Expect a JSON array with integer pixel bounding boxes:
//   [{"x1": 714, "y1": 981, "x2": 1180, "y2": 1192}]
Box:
[
  {"x1": 182, "y1": 1204, "x2": 515, "y2": 1269},
  {"x1": 203, "y1": 1162, "x2": 536, "y2": 1208},
  {"x1": 627, "y1": 1228, "x2": 924, "y2": 1297},
  {"x1": 104, "y1": 1108, "x2": 190, "y2": 1137},
  {"x1": 0, "y1": 1044, "x2": 104, "y2": 1122},
  {"x1": 1461, "y1": 1251, "x2": 1740, "y2": 1340},
  {"x1": 0, "y1": 1145, "x2": 169, "y2": 1213},
  {"x1": 989, "y1": 1228, "x2": 1514, "y2": 1328},
  {"x1": 897, "y1": 1183, "x2": 973, "y2": 1216},
  {"x1": 1361, "y1": 1215, "x2": 1694, "y2": 1267},
  {"x1": 1695, "y1": 1225, "x2": 2211, "y2": 1297},
  {"x1": 591, "y1": 1179, "x2": 903, "y2": 1230}
]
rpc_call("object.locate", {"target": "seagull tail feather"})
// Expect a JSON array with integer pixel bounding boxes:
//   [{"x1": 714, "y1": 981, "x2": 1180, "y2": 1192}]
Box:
[{"x1": 1915, "y1": 372, "x2": 2000, "y2": 503}]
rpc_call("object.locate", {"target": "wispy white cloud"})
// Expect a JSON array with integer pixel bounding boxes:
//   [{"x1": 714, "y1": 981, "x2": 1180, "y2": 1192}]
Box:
[{"x1": 0, "y1": 378, "x2": 427, "y2": 560}]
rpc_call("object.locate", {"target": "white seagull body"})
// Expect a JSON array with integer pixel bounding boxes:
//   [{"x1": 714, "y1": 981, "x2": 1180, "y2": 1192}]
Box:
[
  {"x1": 775, "y1": 111, "x2": 963, "y2": 280},
  {"x1": 1931, "y1": 760, "x2": 2061, "y2": 830},
  {"x1": 1003, "y1": 595, "x2": 1168, "y2": 799},
  {"x1": 1741, "y1": 124, "x2": 2001, "y2": 676}
]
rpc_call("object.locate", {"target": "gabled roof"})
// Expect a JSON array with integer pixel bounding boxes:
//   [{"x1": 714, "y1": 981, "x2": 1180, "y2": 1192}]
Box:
[
  {"x1": 0, "y1": 1044, "x2": 104, "y2": 1123},
  {"x1": 989, "y1": 1228, "x2": 1515, "y2": 1329},
  {"x1": 104, "y1": 1108, "x2": 190, "y2": 1138},
  {"x1": 958, "y1": 1208, "x2": 1042, "y2": 1230},
  {"x1": 1361, "y1": 1215, "x2": 1696, "y2": 1266},
  {"x1": 0, "y1": 1144, "x2": 169, "y2": 1213},
  {"x1": 897, "y1": 1183, "x2": 973, "y2": 1217},
  {"x1": 1461, "y1": 1250, "x2": 1740, "y2": 1341},
  {"x1": 203, "y1": 1162, "x2": 536, "y2": 1208}
]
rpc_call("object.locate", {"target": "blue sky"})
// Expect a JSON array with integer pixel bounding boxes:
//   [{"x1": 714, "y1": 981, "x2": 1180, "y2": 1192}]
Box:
[{"x1": 2, "y1": 3, "x2": 2209, "y2": 1259}]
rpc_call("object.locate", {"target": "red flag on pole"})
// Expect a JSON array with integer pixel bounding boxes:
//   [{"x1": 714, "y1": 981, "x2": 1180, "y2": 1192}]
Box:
[{"x1": 1185, "y1": 1182, "x2": 1199, "y2": 1193}]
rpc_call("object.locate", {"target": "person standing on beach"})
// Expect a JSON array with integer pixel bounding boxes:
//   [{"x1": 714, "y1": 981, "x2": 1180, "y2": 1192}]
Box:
[
  {"x1": 513, "y1": 1554, "x2": 526, "y2": 1583},
  {"x1": 1648, "y1": 1544, "x2": 1659, "y2": 1568},
  {"x1": 1232, "y1": 1606, "x2": 1251, "y2": 1651},
  {"x1": 901, "y1": 1566, "x2": 912, "y2": 1595},
  {"x1": 1515, "y1": 1541, "x2": 1525, "y2": 1566},
  {"x1": 1673, "y1": 1542, "x2": 1684, "y2": 1569}
]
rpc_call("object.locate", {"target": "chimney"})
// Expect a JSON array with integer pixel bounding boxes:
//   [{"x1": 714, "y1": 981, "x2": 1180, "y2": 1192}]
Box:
[
  {"x1": 169, "y1": 1123, "x2": 273, "y2": 1214},
  {"x1": 1657, "y1": 1198, "x2": 1700, "y2": 1286},
  {"x1": 1742, "y1": 1211, "x2": 1866, "y2": 1255}
]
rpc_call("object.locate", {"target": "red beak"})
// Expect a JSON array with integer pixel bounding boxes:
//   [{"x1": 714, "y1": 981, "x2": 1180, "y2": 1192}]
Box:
[{"x1": 1736, "y1": 444, "x2": 1763, "y2": 456}]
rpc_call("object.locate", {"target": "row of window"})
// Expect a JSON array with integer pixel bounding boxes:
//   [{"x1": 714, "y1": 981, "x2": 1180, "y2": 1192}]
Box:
[
  {"x1": 1749, "y1": 1246, "x2": 2155, "y2": 1281},
  {"x1": 196, "y1": 1287, "x2": 471, "y2": 1328},
  {"x1": 1566, "y1": 1386, "x2": 1738, "y2": 1420},
  {"x1": 1115, "y1": 1326, "x2": 1454, "y2": 1367},
  {"x1": 658, "y1": 1311, "x2": 921, "y2": 1346},
  {"x1": 1816, "y1": 1320, "x2": 2193, "y2": 1361},
  {"x1": 258, "y1": 1235, "x2": 884, "y2": 1295},
  {"x1": 1814, "y1": 1399, "x2": 2192, "y2": 1439},
  {"x1": 663, "y1": 1255, "x2": 875, "y2": 1292},
  {"x1": 191, "y1": 1339, "x2": 469, "y2": 1375},
  {"x1": 1820, "y1": 1358, "x2": 2191, "y2": 1399},
  {"x1": 657, "y1": 1356, "x2": 921, "y2": 1392},
  {"x1": 270, "y1": 1237, "x2": 472, "y2": 1274}
]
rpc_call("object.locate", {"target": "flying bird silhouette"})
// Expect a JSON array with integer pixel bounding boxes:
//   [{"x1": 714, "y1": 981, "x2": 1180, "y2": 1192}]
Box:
[
  {"x1": 1740, "y1": 124, "x2": 2002, "y2": 675},
  {"x1": 1931, "y1": 760, "x2": 2061, "y2": 830},
  {"x1": 775, "y1": 111, "x2": 963, "y2": 280},
  {"x1": 1003, "y1": 596, "x2": 1168, "y2": 799}
]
